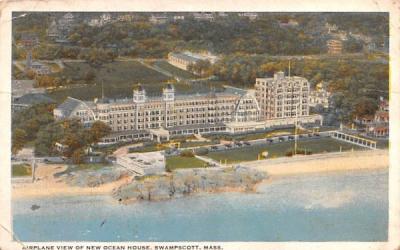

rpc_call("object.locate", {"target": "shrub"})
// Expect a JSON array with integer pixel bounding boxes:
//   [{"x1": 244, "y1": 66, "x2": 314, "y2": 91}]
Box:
[
  {"x1": 143, "y1": 141, "x2": 156, "y2": 147},
  {"x1": 285, "y1": 149, "x2": 313, "y2": 157},
  {"x1": 180, "y1": 150, "x2": 194, "y2": 158},
  {"x1": 195, "y1": 147, "x2": 209, "y2": 156}
]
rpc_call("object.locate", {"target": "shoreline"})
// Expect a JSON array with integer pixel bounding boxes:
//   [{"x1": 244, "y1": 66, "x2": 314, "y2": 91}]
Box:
[
  {"x1": 12, "y1": 149, "x2": 388, "y2": 200},
  {"x1": 242, "y1": 149, "x2": 388, "y2": 177}
]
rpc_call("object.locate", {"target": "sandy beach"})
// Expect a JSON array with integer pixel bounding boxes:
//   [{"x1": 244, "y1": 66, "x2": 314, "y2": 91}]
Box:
[
  {"x1": 242, "y1": 149, "x2": 388, "y2": 176},
  {"x1": 12, "y1": 164, "x2": 132, "y2": 199},
  {"x1": 12, "y1": 149, "x2": 388, "y2": 199}
]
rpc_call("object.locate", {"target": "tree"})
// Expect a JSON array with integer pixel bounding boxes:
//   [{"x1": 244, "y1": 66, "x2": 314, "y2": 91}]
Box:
[
  {"x1": 71, "y1": 148, "x2": 84, "y2": 164},
  {"x1": 26, "y1": 69, "x2": 36, "y2": 80},
  {"x1": 343, "y1": 38, "x2": 364, "y2": 53},
  {"x1": 34, "y1": 122, "x2": 63, "y2": 156},
  {"x1": 352, "y1": 97, "x2": 378, "y2": 118},
  {"x1": 84, "y1": 69, "x2": 96, "y2": 82},
  {"x1": 87, "y1": 121, "x2": 111, "y2": 144},
  {"x1": 36, "y1": 75, "x2": 55, "y2": 88},
  {"x1": 12, "y1": 128, "x2": 27, "y2": 154},
  {"x1": 191, "y1": 59, "x2": 212, "y2": 77}
]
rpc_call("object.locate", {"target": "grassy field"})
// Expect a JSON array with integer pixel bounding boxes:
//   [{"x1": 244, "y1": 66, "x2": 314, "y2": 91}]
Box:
[
  {"x1": 53, "y1": 163, "x2": 111, "y2": 178},
  {"x1": 48, "y1": 61, "x2": 171, "y2": 101},
  {"x1": 153, "y1": 60, "x2": 198, "y2": 79},
  {"x1": 203, "y1": 128, "x2": 298, "y2": 142},
  {"x1": 12, "y1": 164, "x2": 32, "y2": 177},
  {"x1": 166, "y1": 156, "x2": 208, "y2": 171},
  {"x1": 206, "y1": 138, "x2": 366, "y2": 164},
  {"x1": 179, "y1": 141, "x2": 216, "y2": 148},
  {"x1": 47, "y1": 61, "x2": 226, "y2": 102}
]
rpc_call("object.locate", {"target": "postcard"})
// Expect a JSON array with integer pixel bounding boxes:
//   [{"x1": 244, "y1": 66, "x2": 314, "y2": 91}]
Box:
[{"x1": 0, "y1": 0, "x2": 399, "y2": 250}]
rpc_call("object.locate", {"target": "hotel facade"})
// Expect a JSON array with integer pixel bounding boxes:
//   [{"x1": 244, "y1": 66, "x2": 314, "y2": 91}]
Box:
[{"x1": 54, "y1": 72, "x2": 322, "y2": 143}]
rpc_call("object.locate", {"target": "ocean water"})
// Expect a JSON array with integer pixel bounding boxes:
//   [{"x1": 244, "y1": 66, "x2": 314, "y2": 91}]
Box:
[{"x1": 12, "y1": 170, "x2": 388, "y2": 242}]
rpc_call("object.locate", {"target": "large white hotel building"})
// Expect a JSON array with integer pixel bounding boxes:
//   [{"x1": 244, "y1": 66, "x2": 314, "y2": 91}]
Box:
[{"x1": 54, "y1": 72, "x2": 322, "y2": 143}]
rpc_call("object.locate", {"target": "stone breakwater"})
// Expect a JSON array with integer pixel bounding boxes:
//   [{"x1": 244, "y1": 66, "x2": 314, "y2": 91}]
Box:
[{"x1": 112, "y1": 166, "x2": 267, "y2": 203}]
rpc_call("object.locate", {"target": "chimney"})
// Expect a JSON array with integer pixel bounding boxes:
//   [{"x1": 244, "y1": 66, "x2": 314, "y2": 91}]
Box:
[{"x1": 274, "y1": 71, "x2": 285, "y2": 80}]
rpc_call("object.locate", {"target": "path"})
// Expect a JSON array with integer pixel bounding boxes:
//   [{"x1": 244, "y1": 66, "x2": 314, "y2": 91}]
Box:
[
  {"x1": 135, "y1": 58, "x2": 173, "y2": 78},
  {"x1": 195, "y1": 155, "x2": 224, "y2": 167},
  {"x1": 112, "y1": 142, "x2": 144, "y2": 157}
]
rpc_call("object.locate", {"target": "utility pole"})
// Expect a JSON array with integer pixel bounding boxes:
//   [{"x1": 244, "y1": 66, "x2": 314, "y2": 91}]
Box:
[
  {"x1": 289, "y1": 60, "x2": 298, "y2": 156},
  {"x1": 31, "y1": 158, "x2": 36, "y2": 183},
  {"x1": 294, "y1": 103, "x2": 298, "y2": 156},
  {"x1": 101, "y1": 80, "x2": 104, "y2": 100}
]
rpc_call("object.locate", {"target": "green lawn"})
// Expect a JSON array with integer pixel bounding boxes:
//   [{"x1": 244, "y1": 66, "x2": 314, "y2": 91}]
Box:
[
  {"x1": 376, "y1": 139, "x2": 389, "y2": 149},
  {"x1": 153, "y1": 60, "x2": 198, "y2": 79},
  {"x1": 180, "y1": 141, "x2": 215, "y2": 148},
  {"x1": 206, "y1": 138, "x2": 366, "y2": 164},
  {"x1": 203, "y1": 128, "x2": 297, "y2": 142},
  {"x1": 47, "y1": 61, "x2": 225, "y2": 102},
  {"x1": 166, "y1": 156, "x2": 208, "y2": 171},
  {"x1": 48, "y1": 61, "x2": 171, "y2": 101},
  {"x1": 53, "y1": 163, "x2": 111, "y2": 178},
  {"x1": 12, "y1": 164, "x2": 32, "y2": 177}
]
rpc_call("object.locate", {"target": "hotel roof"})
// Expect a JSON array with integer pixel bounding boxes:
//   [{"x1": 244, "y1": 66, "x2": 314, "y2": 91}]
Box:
[{"x1": 169, "y1": 52, "x2": 201, "y2": 63}]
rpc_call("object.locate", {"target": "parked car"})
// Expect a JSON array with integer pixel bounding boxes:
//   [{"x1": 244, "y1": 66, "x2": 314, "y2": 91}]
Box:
[
  {"x1": 267, "y1": 139, "x2": 274, "y2": 143},
  {"x1": 243, "y1": 141, "x2": 251, "y2": 146},
  {"x1": 288, "y1": 136, "x2": 294, "y2": 140},
  {"x1": 278, "y1": 137, "x2": 285, "y2": 142}
]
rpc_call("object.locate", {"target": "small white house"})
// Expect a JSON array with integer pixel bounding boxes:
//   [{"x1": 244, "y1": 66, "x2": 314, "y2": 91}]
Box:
[{"x1": 116, "y1": 151, "x2": 165, "y2": 175}]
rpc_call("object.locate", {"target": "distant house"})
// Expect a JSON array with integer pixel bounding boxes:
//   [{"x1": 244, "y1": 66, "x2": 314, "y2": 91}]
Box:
[
  {"x1": 366, "y1": 124, "x2": 389, "y2": 137},
  {"x1": 238, "y1": 12, "x2": 258, "y2": 21},
  {"x1": 118, "y1": 14, "x2": 134, "y2": 22},
  {"x1": 349, "y1": 32, "x2": 372, "y2": 43},
  {"x1": 100, "y1": 13, "x2": 112, "y2": 24},
  {"x1": 88, "y1": 18, "x2": 102, "y2": 27},
  {"x1": 12, "y1": 93, "x2": 55, "y2": 113},
  {"x1": 193, "y1": 12, "x2": 214, "y2": 21},
  {"x1": 325, "y1": 22, "x2": 338, "y2": 33},
  {"x1": 55, "y1": 142, "x2": 69, "y2": 153},
  {"x1": 355, "y1": 97, "x2": 389, "y2": 138},
  {"x1": 279, "y1": 19, "x2": 299, "y2": 27},
  {"x1": 87, "y1": 14, "x2": 113, "y2": 27},
  {"x1": 55, "y1": 12, "x2": 75, "y2": 41},
  {"x1": 309, "y1": 82, "x2": 331, "y2": 109},
  {"x1": 167, "y1": 51, "x2": 219, "y2": 73},
  {"x1": 47, "y1": 17, "x2": 60, "y2": 39},
  {"x1": 354, "y1": 115, "x2": 375, "y2": 126},
  {"x1": 58, "y1": 12, "x2": 75, "y2": 31},
  {"x1": 173, "y1": 15, "x2": 185, "y2": 21},
  {"x1": 12, "y1": 80, "x2": 44, "y2": 99},
  {"x1": 30, "y1": 61, "x2": 51, "y2": 75},
  {"x1": 149, "y1": 15, "x2": 168, "y2": 24},
  {"x1": 327, "y1": 39, "x2": 343, "y2": 54}
]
